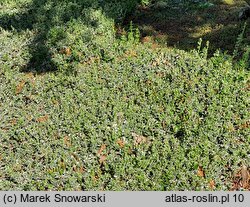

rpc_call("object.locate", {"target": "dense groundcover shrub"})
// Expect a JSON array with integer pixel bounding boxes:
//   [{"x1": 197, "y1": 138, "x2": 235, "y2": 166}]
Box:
[
  {"x1": 0, "y1": 41, "x2": 249, "y2": 190},
  {"x1": 0, "y1": 0, "x2": 249, "y2": 190},
  {"x1": 0, "y1": 0, "x2": 140, "y2": 72}
]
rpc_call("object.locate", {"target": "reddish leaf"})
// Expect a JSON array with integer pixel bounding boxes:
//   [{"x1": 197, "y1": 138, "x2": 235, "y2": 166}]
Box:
[
  {"x1": 65, "y1": 47, "x2": 71, "y2": 56},
  {"x1": 142, "y1": 36, "x2": 152, "y2": 44},
  {"x1": 97, "y1": 144, "x2": 106, "y2": 156},
  {"x1": 73, "y1": 165, "x2": 85, "y2": 173},
  {"x1": 235, "y1": 121, "x2": 250, "y2": 130},
  {"x1": 117, "y1": 139, "x2": 125, "y2": 148},
  {"x1": 60, "y1": 47, "x2": 71, "y2": 56},
  {"x1": 197, "y1": 166, "x2": 205, "y2": 178},
  {"x1": 242, "y1": 165, "x2": 250, "y2": 189},
  {"x1": 16, "y1": 80, "x2": 26, "y2": 94},
  {"x1": 99, "y1": 155, "x2": 107, "y2": 164},
  {"x1": 36, "y1": 114, "x2": 49, "y2": 123},
  {"x1": 209, "y1": 180, "x2": 215, "y2": 189}
]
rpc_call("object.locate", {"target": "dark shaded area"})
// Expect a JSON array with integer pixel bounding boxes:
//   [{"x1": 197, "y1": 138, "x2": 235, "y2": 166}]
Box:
[
  {"x1": 128, "y1": 2, "x2": 250, "y2": 55},
  {"x1": 0, "y1": 0, "x2": 139, "y2": 73},
  {"x1": 239, "y1": 6, "x2": 250, "y2": 20},
  {"x1": 1, "y1": 1, "x2": 250, "y2": 73},
  {"x1": 1, "y1": 0, "x2": 59, "y2": 73}
]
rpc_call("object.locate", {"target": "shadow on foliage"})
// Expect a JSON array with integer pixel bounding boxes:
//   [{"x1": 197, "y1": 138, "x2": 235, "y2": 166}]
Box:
[
  {"x1": 128, "y1": 1, "x2": 250, "y2": 55},
  {"x1": 1, "y1": 0, "x2": 58, "y2": 73},
  {"x1": 1, "y1": 0, "x2": 249, "y2": 73},
  {"x1": 0, "y1": 0, "x2": 139, "y2": 73}
]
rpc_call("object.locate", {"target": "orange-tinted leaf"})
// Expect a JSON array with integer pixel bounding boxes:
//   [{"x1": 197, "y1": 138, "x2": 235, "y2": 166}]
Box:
[
  {"x1": 63, "y1": 136, "x2": 71, "y2": 147},
  {"x1": 241, "y1": 165, "x2": 250, "y2": 189},
  {"x1": 97, "y1": 144, "x2": 106, "y2": 156},
  {"x1": 117, "y1": 139, "x2": 125, "y2": 148},
  {"x1": 9, "y1": 118, "x2": 17, "y2": 126},
  {"x1": 142, "y1": 36, "x2": 152, "y2": 43},
  {"x1": 65, "y1": 47, "x2": 71, "y2": 56},
  {"x1": 197, "y1": 166, "x2": 205, "y2": 177},
  {"x1": 60, "y1": 47, "x2": 71, "y2": 56},
  {"x1": 78, "y1": 166, "x2": 85, "y2": 173},
  {"x1": 230, "y1": 169, "x2": 243, "y2": 191},
  {"x1": 93, "y1": 174, "x2": 99, "y2": 182},
  {"x1": 125, "y1": 50, "x2": 137, "y2": 58},
  {"x1": 240, "y1": 121, "x2": 250, "y2": 130},
  {"x1": 151, "y1": 43, "x2": 159, "y2": 50},
  {"x1": 99, "y1": 155, "x2": 107, "y2": 164},
  {"x1": 73, "y1": 165, "x2": 85, "y2": 173},
  {"x1": 209, "y1": 180, "x2": 215, "y2": 189},
  {"x1": 36, "y1": 114, "x2": 49, "y2": 123},
  {"x1": 234, "y1": 121, "x2": 250, "y2": 130},
  {"x1": 16, "y1": 80, "x2": 26, "y2": 94}
]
